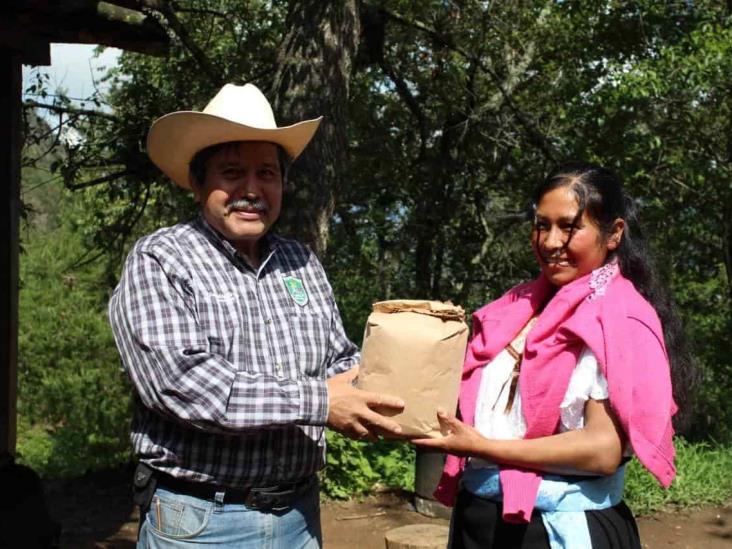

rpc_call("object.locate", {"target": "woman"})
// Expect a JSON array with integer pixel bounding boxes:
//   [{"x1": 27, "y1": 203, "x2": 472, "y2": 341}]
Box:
[{"x1": 413, "y1": 163, "x2": 694, "y2": 548}]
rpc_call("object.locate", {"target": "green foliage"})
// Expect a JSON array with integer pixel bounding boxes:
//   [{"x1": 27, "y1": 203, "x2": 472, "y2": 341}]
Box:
[
  {"x1": 15, "y1": 419, "x2": 54, "y2": 472},
  {"x1": 320, "y1": 431, "x2": 415, "y2": 499},
  {"x1": 321, "y1": 431, "x2": 379, "y2": 498},
  {"x1": 16, "y1": 175, "x2": 131, "y2": 477},
  {"x1": 625, "y1": 438, "x2": 732, "y2": 516},
  {"x1": 365, "y1": 439, "x2": 415, "y2": 492},
  {"x1": 672, "y1": 265, "x2": 732, "y2": 442},
  {"x1": 575, "y1": 4, "x2": 732, "y2": 441}
]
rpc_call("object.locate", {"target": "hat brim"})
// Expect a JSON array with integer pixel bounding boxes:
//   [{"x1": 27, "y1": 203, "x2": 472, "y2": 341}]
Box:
[{"x1": 146, "y1": 111, "x2": 322, "y2": 189}]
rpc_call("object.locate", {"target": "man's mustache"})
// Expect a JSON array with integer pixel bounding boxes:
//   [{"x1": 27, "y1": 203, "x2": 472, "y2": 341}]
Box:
[{"x1": 224, "y1": 198, "x2": 267, "y2": 216}]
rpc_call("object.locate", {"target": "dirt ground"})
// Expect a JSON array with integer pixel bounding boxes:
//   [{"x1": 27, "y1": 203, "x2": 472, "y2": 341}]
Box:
[{"x1": 44, "y1": 468, "x2": 731, "y2": 548}]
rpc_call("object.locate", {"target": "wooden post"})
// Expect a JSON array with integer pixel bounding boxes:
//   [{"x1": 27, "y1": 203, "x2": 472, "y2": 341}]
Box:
[
  {"x1": 414, "y1": 449, "x2": 451, "y2": 519},
  {"x1": 0, "y1": 47, "x2": 21, "y2": 460}
]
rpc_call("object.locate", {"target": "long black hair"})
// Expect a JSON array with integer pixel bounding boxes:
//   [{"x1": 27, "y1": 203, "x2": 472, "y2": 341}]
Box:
[{"x1": 533, "y1": 162, "x2": 697, "y2": 430}]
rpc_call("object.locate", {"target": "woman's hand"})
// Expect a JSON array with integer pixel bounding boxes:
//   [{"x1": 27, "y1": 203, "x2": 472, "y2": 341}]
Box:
[
  {"x1": 411, "y1": 399, "x2": 625, "y2": 475},
  {"x1": 411, "y1": 408, "x2": 488, "y2": 458}
]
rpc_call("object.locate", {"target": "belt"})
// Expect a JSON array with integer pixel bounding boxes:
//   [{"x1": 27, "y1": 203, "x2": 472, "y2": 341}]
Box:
[{"x1": 155, "y1": 472, "x2": 317, "y2": 511}]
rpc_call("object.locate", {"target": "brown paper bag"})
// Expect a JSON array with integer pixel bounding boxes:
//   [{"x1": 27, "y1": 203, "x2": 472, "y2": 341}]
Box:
[{"x1": 357, "y1": 300, "x2": 469, "y2": 438}]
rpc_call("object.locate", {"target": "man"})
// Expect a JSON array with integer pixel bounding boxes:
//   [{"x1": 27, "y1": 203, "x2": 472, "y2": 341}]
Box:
[{"x1": 109, "y1": 83, "x2": 404, "y2": 548}]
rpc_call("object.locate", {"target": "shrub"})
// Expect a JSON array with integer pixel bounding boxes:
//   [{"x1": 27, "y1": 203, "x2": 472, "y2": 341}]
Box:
[{"x1": 16, "y1": 221, "x2": 131, "y2": 477}]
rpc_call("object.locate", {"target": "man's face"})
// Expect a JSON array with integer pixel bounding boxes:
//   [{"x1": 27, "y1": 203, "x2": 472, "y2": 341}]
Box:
[{"x1": 193, "y1": 141, "x2": 283, "y2": 255}]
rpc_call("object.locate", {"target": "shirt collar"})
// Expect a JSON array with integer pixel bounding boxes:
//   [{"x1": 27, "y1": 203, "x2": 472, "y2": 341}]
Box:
[{"x1": 193, "y1": 213, "x2": 279, "y2": 270}]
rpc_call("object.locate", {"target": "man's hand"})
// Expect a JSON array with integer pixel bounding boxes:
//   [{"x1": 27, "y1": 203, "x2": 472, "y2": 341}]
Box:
[{"x1": 326, "y1": 367, "x2": 405, "y2": 441}]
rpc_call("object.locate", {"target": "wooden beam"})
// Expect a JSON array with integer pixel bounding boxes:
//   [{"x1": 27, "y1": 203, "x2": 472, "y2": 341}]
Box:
[
  {"x1": 0, "y1": 47, "x2": 21, "y2": 459},
  {"x1": 3, "y1": 1, "x2": 169, "y2": 57},
  {"x1": 0, "y1": 3, "x2": 52, "y2": 65},
  {"x1": 0, "y1": 24, "x2": 50, "y2": 66}
]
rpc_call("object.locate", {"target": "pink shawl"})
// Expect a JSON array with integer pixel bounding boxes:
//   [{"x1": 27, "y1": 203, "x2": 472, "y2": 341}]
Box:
[{"x1": 434, "y1": 263, "x2": 677, "y2": 523}]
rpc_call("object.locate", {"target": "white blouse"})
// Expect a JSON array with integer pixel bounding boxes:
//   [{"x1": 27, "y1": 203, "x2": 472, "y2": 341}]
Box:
[{"x1": 470, "y1": 345, "x2": 611, "y2": 469}]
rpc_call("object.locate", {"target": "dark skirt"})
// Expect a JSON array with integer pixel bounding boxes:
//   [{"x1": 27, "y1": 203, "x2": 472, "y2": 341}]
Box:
[{"x1": 448, "y1": 489, "x2": 641, "y2": 549}]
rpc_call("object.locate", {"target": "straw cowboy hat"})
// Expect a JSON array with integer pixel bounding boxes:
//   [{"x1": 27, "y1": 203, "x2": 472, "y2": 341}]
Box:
[{"x1": 146, "y1": 83, "x2": 322, "y2": 189}]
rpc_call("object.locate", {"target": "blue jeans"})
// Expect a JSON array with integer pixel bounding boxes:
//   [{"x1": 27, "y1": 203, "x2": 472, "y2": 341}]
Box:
[{"x1": 137, "y1": 481, "x2": 322, "y2": 548}]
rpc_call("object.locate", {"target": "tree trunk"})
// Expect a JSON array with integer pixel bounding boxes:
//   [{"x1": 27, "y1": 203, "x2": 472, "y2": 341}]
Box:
[
  {"x1": 413, "y1": 113, "x2": 464, "y2": 299},
  {"x1": 724, "y1": 78, "x2": 732, "y2": 303},
  {"x1": 413, "y1": 196, "x2": 435, "y2": 298},
  {"x1": 270, "y1": 0, "x2": 359, "y2": 257},
  {"x1": 724, "y1": 196, "x2": 732, "y2": 306}
]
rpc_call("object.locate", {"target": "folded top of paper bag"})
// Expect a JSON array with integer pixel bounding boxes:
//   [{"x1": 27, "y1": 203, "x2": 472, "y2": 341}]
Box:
[{"x1": 372, "y1": 300, "x2": 465, "y2": 321}]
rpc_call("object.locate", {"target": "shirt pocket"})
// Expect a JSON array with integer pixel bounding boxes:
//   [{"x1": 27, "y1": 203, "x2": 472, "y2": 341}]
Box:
[
  {"x1": 288, "y1": 312, "x2": 331, "y2": 379},
  {"x1": 193, "y1": 290, "x2": 240, "y2": 360}
]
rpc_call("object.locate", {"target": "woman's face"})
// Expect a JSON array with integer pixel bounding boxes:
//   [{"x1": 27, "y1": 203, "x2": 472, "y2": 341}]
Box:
[{"x1": 532, "y1": 185, "x2": 622, "y2": 287}]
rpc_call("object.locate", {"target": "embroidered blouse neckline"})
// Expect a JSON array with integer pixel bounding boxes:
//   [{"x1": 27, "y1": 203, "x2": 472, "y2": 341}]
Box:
[{"x1": 588, "y1": 261, "x2": 619, "y2": 301}]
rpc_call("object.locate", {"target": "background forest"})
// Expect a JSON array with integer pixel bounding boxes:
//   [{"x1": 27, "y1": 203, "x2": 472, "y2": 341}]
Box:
[{"x1": 17, "y1": 0, "x2": 732, "y2": 511}]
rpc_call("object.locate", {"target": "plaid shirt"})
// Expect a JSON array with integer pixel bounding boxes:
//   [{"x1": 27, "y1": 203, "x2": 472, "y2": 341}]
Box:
[{"x1": 109, "y1": 215, "x2": 359, "y2": 487}]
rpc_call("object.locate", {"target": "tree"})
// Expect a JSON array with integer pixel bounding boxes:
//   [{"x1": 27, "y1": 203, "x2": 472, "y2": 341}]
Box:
[
  {"x1": 271, "y1": 0, "x2": 360, "y2": 256},
  {"x1": 573, "y1": 2, "x2": 732, "y2": 440},
  {"x1": 17, "y1": 116, "x2": 130, "y2": 476}
]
